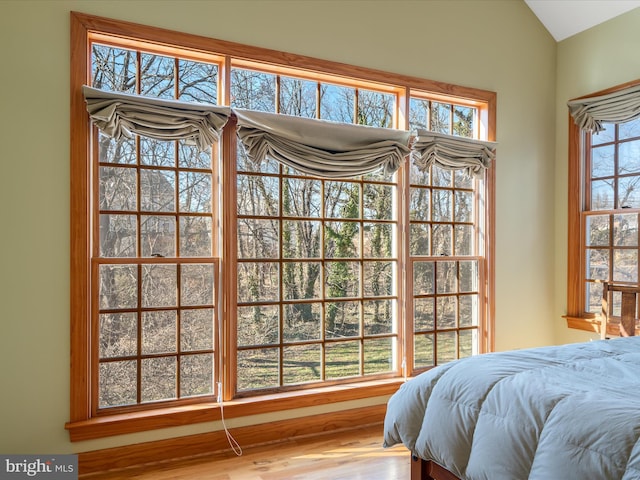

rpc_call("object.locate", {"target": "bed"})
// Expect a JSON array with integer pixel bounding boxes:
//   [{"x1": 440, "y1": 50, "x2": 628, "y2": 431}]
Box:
[{"x1": 383, "y1": 336, "x2": 640, "y2": 479}]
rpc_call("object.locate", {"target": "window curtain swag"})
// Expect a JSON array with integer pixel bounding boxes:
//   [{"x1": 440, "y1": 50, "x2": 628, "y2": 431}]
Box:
[
  {"x1": 567, "y1": 83, "x2": 640, "y2": 132},
  {"x1": 410, "y1": 130, "x2": 496, "y2": 178},
  {"x1": 82, "y1": 85, "x2": 231, "y2": 150},
  {"x1": 234, "y1": 109, "x2": 411, "y2": 179}
]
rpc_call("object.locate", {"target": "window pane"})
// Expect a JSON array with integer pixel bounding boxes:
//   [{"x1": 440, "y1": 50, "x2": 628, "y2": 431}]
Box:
[
  {"x1": 237, "y1": 348, "x2": 279, "y2": 390},
  {"x1": 238, "y1": 218, "x2": 279, "y2": 259},
  {"x1": 142, "y1": 310, "x2": 177, "y2": 355},
  {"x1": 619, "y1": 140, "x2": 640, "y2": 174},
  {"x1": 437, "y1": 261, "x2": 456, "y2": 294},
  {"x1": 280, "y1": 77, "x2": 317, "y2": 118},
  {"x1": 414, "y1": 334, "x2": 434, "y2": 369},
  {"x1": 237, "y1": 175, "x2": 279, "y2": 216},
  {"x1": 409, "y1": 187, "x2": 430, "y2": 221},
  {"x1": 431, "y1": 166, "x2": 452, "y2": 187},
  {"x1": 98, "y1": 133, "x2": 136, "y2": 165},
  {"x1": 364, "y1": 184, "x2": 394, "y2": 220},
  {"x1": 586, "y1": 248, "x2": 609, "y2": 281},
  {"x1": 237, "y1": 262, "x2": 279, "y2": 302},
  {"x1": 409, "y1": 224, "x2": 430, "y2": 255},
  {"x1": 358, "y1": 90, "x2": 393, "y2": 128},
  {"x1": 142, "y1": 264, "x2": 177, "y2": 307},
  {"x1": 455, "y1": 225, "x2": 473, "y2": 256},
  {"x1": 586, "y1": 281, "x2": 604, "y2": 314},
  {"x1": 325, "y1": 262, "x2": 360, "y2": 298},
  {"x1": 181, "y1": 308, "x2": 214, "y2": 352},
  {"x1": 431, "y1": 102, "x2": 451, "y2": 134},
  {"x1": 459, "y1": 329, "x2": 477, "y2": 358},
  {"x1": 591, "y1": 123, "x2": 615, "y2": 145},
  {"x1": 92, "y1": 45, "x2": 136, "y2": 93},
  {"x1": 298, "y1": 355, "x2": 333, "y2": 387},
  {"x1": 284, "y1": 345, "x2": 321, "y2": 384},
  {"x1": 620, "y1": 117, "x2": 640, "y2": 140},
  {"x1": 613, "y1": 213, "x2": 638, "y2": 246},
  {"x1": 181, "y1": 264, "x2": 214, "y2": 306},
  {"x1": 140, "y1": 215, "x2": 176, "y2": 257},
  {"x1": 363, "y1": 299, "x2": 394, "y2": 334},
  {"x1": 454, "y1": 191, "x2": 473, "y2": 222},
  {"x1": 237, "y1": 305, "x2": 279, "y2": 346},
  {"x1": 99, "y1": 264, "x2": 138, "y2": 309},
  {"x1": 325, "y1": 301, "x2": 360, "y2": 338},
  {"x1": 140, "y1": 53, "x2": 175, "y2": 99},
  {"x1": 363, "y1": 261, "x2": 394, "y2": 297},
  {"x1": 179, "y1": 172, "x2": 212, "y2": 213},
  {"x1": 436, "y1": 331, "x2": 457, "y2": 364},
  {"x1": 591, "y1": 179, "x2": 614, "y2": 210},
  {"x1": 230, "y1": 68, "x2": 276, "y2": 112},
  {"x1": 436, "y1": 296, "x2": 456, "y2": 329},
  {"x1": 99, "y1": 313, "x2": 137, "y2": 358},
  {"x1": 283, "y1": 178, "x2": 321, "y2": 217},
  {"x1": 320, "y1": 84, "x2": 354, "y2": 123},
  {"x1": 453, "y1": 105, "x2": 474, "y2": 138},
  {"x1": 325, "y1": 341, "x2": 360, "y2": 379},
  {"x1": 586, "y1": 215, "x2": 610, "y2": 246},
  {"x1": 100, "y1": 214, "x2": 137, "y2": 257},
  {"x1": 364, "y1": 337, "x2": 394, "y2": 374},
  {"x1": 178, "y1": 59, "x2": 218, "y2": 104},
  {"x1": 409, "y1": 97, "x2": 429, "y2": 134},
  {"x1": 459, "y1": 295, "x2": 478, "y2": 327},
  {"x1": 99, "y1": 167, "x2": 137, "y2": 211},
  {"x1": 283, "y1": 220, "x2": 321, "y2": 259},
  {"x1": 618, "y1": 175, "x2": 640, "y2": 208},
  {"x1": 283, "y1": 262, "x2": 321, "y2": 300},
  {"x1": 432, "y1": 190, "x2": 452, "y2": 221},
  {"x1": 414, "y1": 297, "x2": 434, "y2": 331},
  {"x1": 324, "y1": 182, "x2": 360, "y2": 218},
  {"x1": 325, "y1": 222, "x2": 360, "y2": 258},
  {"x1": 99, "y1": 361, "x2": 137, "y2": 408},
  {"x1": 591, "y1": 144, "x2": 614, "y2": 178},
  {"x1": 613, "y1": 249, "x2": 638, "y2": 283},
  {"x1": 283, "y1": 303, "x2": 322, "y2": 341},
  {"x1": 413, "y1": 262, "x2": 434, "y2": 295},
  {"x1": 459, "y1": 261, "x2": 478, "y2": 292},
  {"x1": 142, "y1": 357, "x2": 177, "y2": 402},
  {"x1": 180, "y1": 353, "x2": 214, "y2": 397},
  {"x1": 363, "y1": 223, "x2": 394, "y2": 258},
  {"x1": 140, "y1": 169, "x2": 176, "y2": 212},
  {"x1": 180, "y1": 216, "x2": 212, "y2": 257},
  {"x1": 432, "y1": 224, "x2": 453, "y2": 256},
  {"x1": 179, "y1": 141, "x2": 212, "y2": 169}
]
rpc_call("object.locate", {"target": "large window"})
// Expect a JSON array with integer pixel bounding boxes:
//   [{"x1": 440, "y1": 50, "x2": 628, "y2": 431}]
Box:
[
  {"x1": 566, "y1": 80, "x2": 640, "y2": 332},
  {"x1": 68, "y1": 12, "x2": 495, "y2": 440}
]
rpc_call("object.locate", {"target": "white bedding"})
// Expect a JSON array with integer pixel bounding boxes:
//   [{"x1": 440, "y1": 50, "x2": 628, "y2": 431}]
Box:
[{"x1": 383, "y1": 337, "x2": 640, "y2": 480}]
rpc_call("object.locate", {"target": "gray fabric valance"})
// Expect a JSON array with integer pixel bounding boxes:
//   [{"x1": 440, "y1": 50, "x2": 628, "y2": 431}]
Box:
[
  {"x1": 82, "y1": 86, "x2": 231, "y2": 150},
  {"x1": 567, "y1": 83, "x2": 640, "y2": 132},
  {"x1": 410, "y1": 130, "x2": 496, "y2": 178},
  {"x1": 234, "y1": 108, "x2": 411, "y2": 178}
]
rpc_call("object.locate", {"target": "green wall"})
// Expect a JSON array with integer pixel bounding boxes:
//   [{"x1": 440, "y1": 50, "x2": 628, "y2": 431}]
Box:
[{"x1": 0, "y1": 0, "x2": 557, "y2": 454}]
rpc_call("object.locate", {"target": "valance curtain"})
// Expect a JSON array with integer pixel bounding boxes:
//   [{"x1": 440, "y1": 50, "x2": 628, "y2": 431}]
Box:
[
  {"x1": 410, "y1": 130, "x2": 496, "y2": 178},
  {"x1": 82, "y1": 85, "x2": 231, "y2": 150},
  {"x1": 567, "y1": 83, "x2": 640, "y2": 133},
  {"x1": 234, "y1": 109, "x2": 411, "y2": 178}
]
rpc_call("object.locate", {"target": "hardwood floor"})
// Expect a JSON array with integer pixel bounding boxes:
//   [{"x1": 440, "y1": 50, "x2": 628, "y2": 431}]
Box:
[{"x1": 81, "y1": 424, "x2": 411, "y2": 479}]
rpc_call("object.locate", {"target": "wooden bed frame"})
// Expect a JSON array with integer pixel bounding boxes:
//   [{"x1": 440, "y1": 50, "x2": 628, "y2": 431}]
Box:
[
  {"x1": 411, "y1": 457, "x2": 460, "y2": 480},
  {"x1": 409, "y1": 281, "x2": 639, "y2": 480}
]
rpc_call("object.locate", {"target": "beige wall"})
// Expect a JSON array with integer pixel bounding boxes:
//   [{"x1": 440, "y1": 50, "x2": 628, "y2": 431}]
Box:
[
  {"x1": 554, "y1": 8, "x2": 640, "y2": 345},
  {"x1": 0, "y1": 0, "x2": 557, "y2": 454}
]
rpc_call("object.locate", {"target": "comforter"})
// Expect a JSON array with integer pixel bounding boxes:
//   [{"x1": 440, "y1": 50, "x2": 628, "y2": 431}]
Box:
[{"x1": 383, "y1": 337, "x2": 640, "y2": 480}]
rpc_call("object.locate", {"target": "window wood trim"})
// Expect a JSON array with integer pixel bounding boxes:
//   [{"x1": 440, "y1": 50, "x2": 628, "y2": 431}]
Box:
[{"x1": 69, "y1": 11, "x2": 496, "y2": 440}]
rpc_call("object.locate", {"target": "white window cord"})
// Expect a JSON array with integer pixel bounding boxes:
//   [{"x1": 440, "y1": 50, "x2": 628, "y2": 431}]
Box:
[{"x1": 217, "y1": 382, "x2": 242, "y2": 456}]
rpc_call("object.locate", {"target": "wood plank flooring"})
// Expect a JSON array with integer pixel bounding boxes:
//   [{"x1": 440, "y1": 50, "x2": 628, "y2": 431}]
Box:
[{"x1": 82, "y1": 424, "x2": 411, "y2": 480}]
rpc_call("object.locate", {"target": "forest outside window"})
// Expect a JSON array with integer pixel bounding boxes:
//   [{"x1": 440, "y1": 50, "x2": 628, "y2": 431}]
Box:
[{"x1": 68, "y1": 12, "x2": 496, "y2": 440}]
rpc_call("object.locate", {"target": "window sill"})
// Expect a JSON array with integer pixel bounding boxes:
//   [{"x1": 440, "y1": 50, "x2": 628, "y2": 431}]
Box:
[
  {"x1": 564, "y1": 315, "x2": 601, "y2": 334},
  {"x1": 65, "y1": 378, "x2": 404, "y2": 442}
]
